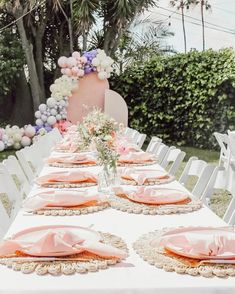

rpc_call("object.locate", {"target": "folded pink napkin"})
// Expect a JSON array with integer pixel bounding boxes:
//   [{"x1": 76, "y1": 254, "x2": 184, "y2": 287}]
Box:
[
  {"x1": 114, "y1": 187, "x2": 188, "y2": 204},
  {"x1": 121, "y1": 168, "x2": 168, "y2": 185},
  {"x1": 0, "y1": 226, "x2": 127, "y2": 259},
  {"x1": 46, "y1": 154, "x2": 96, "y2": 165},
  {"x1": 116, "y1": 139, "x2": 141, "y2": 155},
  {"x1": 118, "y1": 151, "x2": 155, "y2": 164},
  {"x1": 23, "y1": 190, "x2": 108, "y2": 211},
  {"x1": 36, "y1": 171, "x2": 97, "y2": 186},
  {"x1": 153, "y1": 227, "x2": 235, "y2": 259}
]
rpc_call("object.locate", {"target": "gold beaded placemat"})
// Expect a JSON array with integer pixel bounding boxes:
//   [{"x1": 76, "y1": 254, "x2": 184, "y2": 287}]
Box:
[
  {"x1": 109, "y1": 194, "x2": 202, "y2": 215},
  {"x1": 121, "y1": 175, "x2": 175, "y2": 186},
  {"x1": 133, "y1": 228, "x2": 235, "y2": 278},
  {"x1": 0, "y1": 233, "x2": 128, "y2": 275},
  {"x1": 32, "y1": 202, "x2": 109, "y2": 216},
  {"x1": 118, "y1": 160, "x2": 158, "y2": 167}
]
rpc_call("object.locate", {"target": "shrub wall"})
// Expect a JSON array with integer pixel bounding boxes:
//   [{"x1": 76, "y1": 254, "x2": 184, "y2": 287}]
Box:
[{"x1": 110, "y1": 48, "x2": 235, "y2": 149}]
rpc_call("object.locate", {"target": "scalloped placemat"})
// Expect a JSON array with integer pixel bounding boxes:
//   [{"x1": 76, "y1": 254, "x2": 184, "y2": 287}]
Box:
[
  {"x1": 39, "y1": 182, "x2": 97, "y2": 188},
  {"x1": 0, "y1": 232, "x2": 128, "y2": 275},
  {"x1": 109, "y1": 193, "x2": 202, "y2": 215},
  {"x1": 133, "y1": 228, "x2": 235, "y2": 278},
  {"x1": 118, "y1": 160, "x2": 158, "y2": 167},
  {"x1": 48, "y1": 162, "x2": 97, "y2": 168},
  {"x1": 33, "y1": 202, "x2": 109, "y2": 216},
  {"x1": 121, "y1": 175, "x2": 175, "y2": 186}
]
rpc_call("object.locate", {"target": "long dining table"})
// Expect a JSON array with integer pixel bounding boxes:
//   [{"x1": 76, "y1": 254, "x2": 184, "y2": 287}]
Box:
[{"x1": 0, "y1": 149, "x2": 234, "y2": 294}]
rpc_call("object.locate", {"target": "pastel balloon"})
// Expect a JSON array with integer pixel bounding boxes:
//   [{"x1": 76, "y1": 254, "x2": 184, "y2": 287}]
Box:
[
  {"x1": 47, "y1": 116, "x2": 57, "y2": 126},
  {"x1": 98, "y1": 71, "x2": 108, "y2": 80},
  {"x1": 58, "y1": 56, "x2": 67, "y2": 68},
  {"x1": 39, "y1": 104, "x2": 47, "y2": 113},
  {"x1": 13, "y1": 133, "x2": 22, "y2": 142},
  {"x1": 56, "y1": 114, "x2": 62, "y2": 120},
  {"x1": 35, "y1": 111, "x2": 41, "y2": 119},
  {"x1": 24, "y1": 125, "x2": 36, "y2": 137},
  {"x1": 71, "y1": 66, "x2": 79, "y2": 74},
  {"x1": 92, "y1": 57, "x2": 100, "y2": 67},
  {"x1": 13, "y1": 142, "x2": 21, "y2": 150},
  {"x1": 50, "y1": 108, "x2": 57, "y2": 116},
  {"x1": 64, "y1": 68, "x2": 72, "y2": 76},
  {"x1": 61, "y1": 68, "x2": 67, "y2": 75},
  {"x1": 21, "y1": 136, "x2": 31, "y2": 147},
  {"x1": 67, "y1": 57, "x2": 77, "y2": 68},
  {"x1": 0, "y1": 141, "x2": 5, "y2": 151},
  {"x1": 80, "y1": 56, "x2": 87, "y2": 63},
  {"x1": 36, "y1": 118, "x2": 43, "y2": 126},
  {"x1": 72, "y1": 51, "x2": 80, "y2": 59},
  {"x1": 77, "y1": 69, "x2": 85, "y2": 77},
  {"x1": 46, "y1": 97, "x2": 56, "y2": 108}
]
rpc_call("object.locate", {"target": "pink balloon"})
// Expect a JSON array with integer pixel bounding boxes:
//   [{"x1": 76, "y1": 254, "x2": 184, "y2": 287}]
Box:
[
  {"x1": 58, "y1": 56, "x2": 67, "y2": 68},
  {"x1": 67, "y1": 57, "x2": 77, "y2": 68},
  {"x1": 61, "y1": 68, "x2": 67, "y2": 75},
  {"x1": 71, "y1": 66, "x2": 79, "y2": 74},
  {"x1": 72, "y1": 51, "x2": 80, "y2": 59},
  {"x1": 80, "y1": 56, "x2": 87, "y2": 64},
  {"x1": 77, "y1": 69, "x2": 85, "y2": 77},
  {"x1": 65, "y1": 68, "x2": 72, "y2": 76}
]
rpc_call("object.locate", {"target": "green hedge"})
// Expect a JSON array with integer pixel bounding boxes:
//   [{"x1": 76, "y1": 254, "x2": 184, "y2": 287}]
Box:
[{"x1": 110, "y1": 48, "x2": 235, "y2": 149}]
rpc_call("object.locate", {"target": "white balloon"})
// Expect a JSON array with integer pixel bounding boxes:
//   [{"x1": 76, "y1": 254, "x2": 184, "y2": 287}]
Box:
[
  {"x1": 13, "y1": 133, "x2": 22, "y2": 142},
  {"x1": 50, "y1": 109, "x2": 57, "y2": 116},
  {"x1": 56, "y1": 114, "x2": 62, "y2": 120},
  {"x1": 13, "y1": 142, "x2": 21, "y2": 150},
  {"x1": 7, "y1": 138, "x2": 14, "y2": 146},
  {"x1": 24, "y1": 125, "x2": 36, "y2": 138},
  {"x1": 92, "y1": 57, "x2": 100, "y2": 67},
  {"x1": 36, "y1": 119, "x2": 43, "y2": 126},
  {"x1": 2, "y1": 134, "x2": 8, "y2": 142},
  {"x1": 98, "y1": 71, "x2": 108, "y2": 80},
  {"x1": 62, "y1": 114, "x2": 67, "y2": 119},
  {"x1": 47, "y1": 116, "x2": 57, "y2": 126},
  {"x1": 39, "y1": 104, "x2": 47, "y2": 113},
  {"x1": 21, "y1": 136, "x2": 31, "y2": 147},
  {"x1": 41, "y1": 114, "x2": 48, "y2": 122},
  {"x1": 12, "y1": 125, "x2": 19, "y2": 130},
  {"x1": 35, "y1": 111, "x2": 41, "y2": 118},
  {"x1": 60, "y1": 100, "x2": 66, "y2": 107},
  {"x1": 47, "y1": 97, "x2": 57, "y2": 108},
  {"x1": 0, "y1": 141, "x2": 5, "y2": 151}
]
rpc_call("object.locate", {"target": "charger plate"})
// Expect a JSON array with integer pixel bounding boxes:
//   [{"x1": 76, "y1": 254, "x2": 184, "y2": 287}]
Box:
[
  {"x1": 0, "y1": 228, "x2": 128, "y2": 275},
  {"x1": 133, "y1": 227, "x2": 235, "y2": 278},
  {"x1": 118, "y1": 160, "x2": 158, "y2": 167},
  {"x1": 39, "y1": 182, "x2": 97, "y2": 188},
  {"x1": 48, "y1": 162, "x2": 97, "y2": 168},
  {"x1": 109, "y1": 192, "x2": 202, "y2": 215}
]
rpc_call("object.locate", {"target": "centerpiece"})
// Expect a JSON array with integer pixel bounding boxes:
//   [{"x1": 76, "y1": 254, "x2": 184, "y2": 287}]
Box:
[{"x1": 78, "y1": 108, "x2": 119, "y2": 191}]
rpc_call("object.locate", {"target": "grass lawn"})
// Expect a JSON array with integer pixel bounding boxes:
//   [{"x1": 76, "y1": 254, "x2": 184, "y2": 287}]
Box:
[{"x1": 0, "y1": 146, "x2": 230, "y2": 219}]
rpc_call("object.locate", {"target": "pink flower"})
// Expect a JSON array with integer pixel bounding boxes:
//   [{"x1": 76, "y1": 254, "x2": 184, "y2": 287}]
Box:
[{"x1": 116, "y1": 144, "x2": 130, "y2": 155}]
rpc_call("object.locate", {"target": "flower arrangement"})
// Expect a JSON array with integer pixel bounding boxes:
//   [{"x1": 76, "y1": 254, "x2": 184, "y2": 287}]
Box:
[{"x1": 78, "y1": 108, "x2": 119, "y2": 168}]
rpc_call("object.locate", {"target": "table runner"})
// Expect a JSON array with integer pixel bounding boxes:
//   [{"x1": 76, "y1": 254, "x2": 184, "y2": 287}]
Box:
[{"x1": 0, "y1": 153, "x2": 234, "y2": 294}]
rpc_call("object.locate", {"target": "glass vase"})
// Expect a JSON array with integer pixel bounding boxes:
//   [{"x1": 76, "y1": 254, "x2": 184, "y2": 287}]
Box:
[{"x1": 98, "y1": 163, "x2": 119, "y2": 193}]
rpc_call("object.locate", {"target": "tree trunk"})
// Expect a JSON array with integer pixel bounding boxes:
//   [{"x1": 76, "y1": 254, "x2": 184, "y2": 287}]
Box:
[
  {"x1": 16, "y1": 17, "x2": 42, "y2": 111},
  {"x1": 35, "y1": 35, "x2": 46, "y2": 101},
  {"x1": 181, "y1": 6, "x2": 187, "y2": 53},
  {"x1": 82, "y1": 32, "x2": 88, "y2": 52},
  {"x1": 11, "y1": 70, "x2": 34, "y2": 125},
  {"x1": 201, "y1": 1, "x2": 206, "y2": 51}
]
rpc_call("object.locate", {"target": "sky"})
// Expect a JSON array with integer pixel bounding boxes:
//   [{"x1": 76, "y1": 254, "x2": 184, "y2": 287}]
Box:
[{"x1": 148, "y1": 0, "x2": 235, "y2": 52}]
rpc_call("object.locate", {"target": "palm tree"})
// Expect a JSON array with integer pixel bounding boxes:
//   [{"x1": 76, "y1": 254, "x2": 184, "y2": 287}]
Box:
[
  {"x1": 187, "y1": 0, "x2": 211, "y2": 51},
  {"x1": 170, "y1": 0, "x2": 188, "y2": 53}
]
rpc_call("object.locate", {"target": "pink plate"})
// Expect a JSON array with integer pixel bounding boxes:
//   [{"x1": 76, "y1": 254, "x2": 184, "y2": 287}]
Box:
[{"x1": 125, "y1": 188, "x2": 189, "y2": 204}]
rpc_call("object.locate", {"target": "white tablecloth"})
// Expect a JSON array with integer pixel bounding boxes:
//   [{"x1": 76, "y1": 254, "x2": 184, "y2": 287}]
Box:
[{"x1": 0, "y1": 163, "x2": 234, "y2": 294}]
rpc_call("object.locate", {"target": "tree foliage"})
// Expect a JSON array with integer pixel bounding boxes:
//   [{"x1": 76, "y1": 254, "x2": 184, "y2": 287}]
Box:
[{"x1": 110, "y1": 48, "x2": 235, "y2": 149}]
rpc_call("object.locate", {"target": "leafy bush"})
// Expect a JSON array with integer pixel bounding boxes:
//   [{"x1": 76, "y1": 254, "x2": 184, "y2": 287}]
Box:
[{"x1": 110, "y1": 48, "x2": 235, "y2": 149}]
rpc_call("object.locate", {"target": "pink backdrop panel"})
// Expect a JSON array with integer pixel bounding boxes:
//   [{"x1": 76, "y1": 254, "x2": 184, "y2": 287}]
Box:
[{"x1": 67, "y1": 72, "x2": 109, "y2": 124}]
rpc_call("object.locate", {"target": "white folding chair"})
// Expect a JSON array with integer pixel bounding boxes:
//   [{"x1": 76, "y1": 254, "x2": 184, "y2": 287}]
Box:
[
  {"x1": 0, "y1": 165, "x2": 22, "y2": 221},
  {"x1": 154, "y1": 143, "x2": 172, "y2": 165},
  {"x1": 161, "y1": 148, "x2": 186, "y2": 176},
  {"x1": 0, "y1": 200, "x2": 10, "y2": 239},
  {"x1": 136, "y1": 133, "x2": 146, "y2": 149},
  {"x1": 146, "y1": 136, "x2": 162, "y2": 153},
  {"x1": 214, "y1": 132, "x2": 230, "y2": 168},
  {"x1": 201, "y1": 166, "x2": 235, "y2": 223},
  {"x1": 131, "y1": 130, "x2": 140, "y2": 144},
  {"x1": 2, "y1": 155, "x2": 31, "y2": 197},
  {"x1": 179, "y1": 156, "x2": 216, "y2": 199},
  {"x1": 228, "y1": 130, "x2": 235, "y2": 168}
]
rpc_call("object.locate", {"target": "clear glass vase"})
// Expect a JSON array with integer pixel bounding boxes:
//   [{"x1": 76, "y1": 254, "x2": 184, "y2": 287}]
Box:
[{"x1": 98, "y1": 163, "x2": 119, "y2": 193}]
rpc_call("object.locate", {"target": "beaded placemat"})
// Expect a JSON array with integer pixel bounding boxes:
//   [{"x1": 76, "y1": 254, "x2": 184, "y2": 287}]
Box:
[
  {"x1": 48, "y1": 162, "x2": 97, "y2": 168},
  {"x1": 0, "y1": 232, "x2": 128, "y2": 275},
  {"x1": 121, "y1": 175, "x2": 175, "y2": 186},
  {"x1": 39, "y1": 182, "x2": 97, "y2": 188},
  {"x1": 133, "y1": 228, "x2": 235, "y2": 278},
  {"x1": 32, "y1": 202, "x2": 109, "y2": 216},
  {"x1": 109, "y1": 194, "x2": 202, "y2": 215},
  {"x1": 118, "y1": 160, "x2": 158, "y2": 167}
]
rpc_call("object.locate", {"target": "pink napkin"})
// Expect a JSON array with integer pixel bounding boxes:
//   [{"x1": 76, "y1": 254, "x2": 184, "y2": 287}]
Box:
[
  {"x1": 36, "y1": 171, "x2": 97, "y2": 186},
  {"x1": 23, "y1": 190, "x2": 108, "y2": 211},
  {"x1": 152, "y1": 227, "x2": 235, "y2": 259},
  {"x1": 118, "y1": 151, "x2": 155, "y2": 164},
  {"x1": 46, "y1": 154, "x2": 96, "y2": 165},
  {"x1": 114, "y1": 187, "x2": 188, "y2": 204},
  {"x1": 0, "y1": 226, "x2": 127, "y2": 259},
  {"x1": 121, "y1": 168, "x2": 168, "y2": 185}
]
